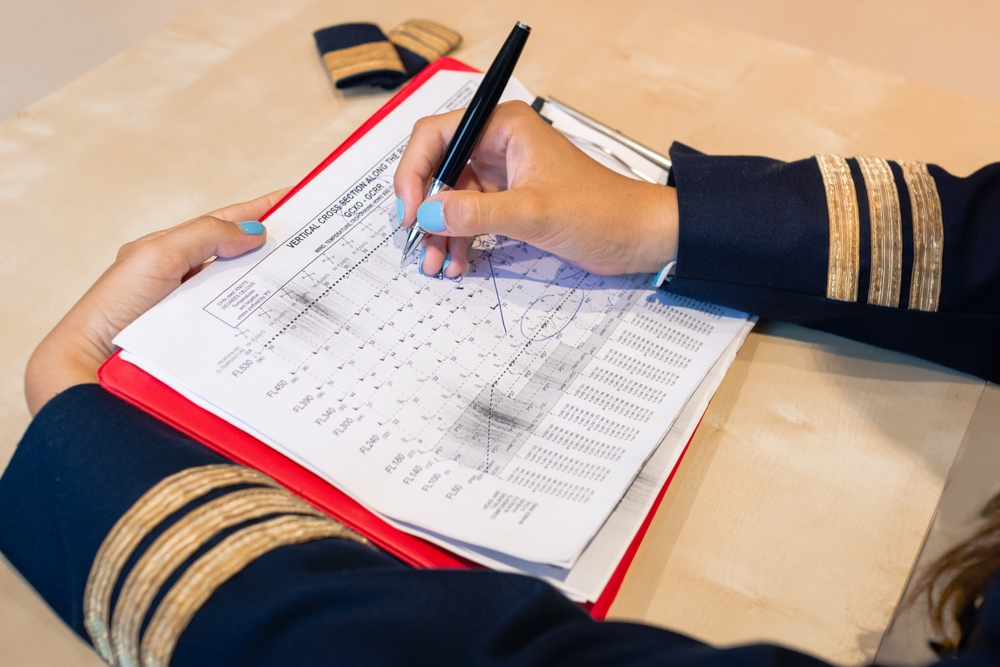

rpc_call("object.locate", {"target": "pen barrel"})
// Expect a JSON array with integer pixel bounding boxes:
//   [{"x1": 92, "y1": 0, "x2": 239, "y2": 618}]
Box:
[{"x1": 434, "y1": 22, "x2": 530, "y2": 187}]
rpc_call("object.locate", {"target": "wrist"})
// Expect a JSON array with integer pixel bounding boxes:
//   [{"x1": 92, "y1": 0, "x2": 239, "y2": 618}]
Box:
[
  {"x1": 25, "y1": 325, "x2": 108, "y2": 416},
  {"x1": 631, "y1": 182, "x2": 678, "y2": 274}
]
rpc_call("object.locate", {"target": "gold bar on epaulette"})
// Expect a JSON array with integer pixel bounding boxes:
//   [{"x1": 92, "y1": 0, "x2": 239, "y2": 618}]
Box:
[{"x1": 322, "y1": 41, "x2": 405, "y2": 82}]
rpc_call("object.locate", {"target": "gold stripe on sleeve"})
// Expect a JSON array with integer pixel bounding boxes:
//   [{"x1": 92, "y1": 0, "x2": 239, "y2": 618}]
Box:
[
  {"x1": 857, "y1": 155, "x2": 902, "y2": 307},
  {"x1": 388, "y1": 19, "x2": 462, "y2": 63},
  {"x1": 899, "y1": 160, "x2": 944, "y2": 312},
  {"x1": 816, "y1": 154, "x2": 860, "y2": 302},
  {"x1": 139, "y1": 515, "x2": 359, "y2": 667},
  {"x1": 322, "y1": 41, "x2": 405, "y2": 82},
  {"x1": 110, "y1": 488, "x2": 331, "y2": 667},
  {"x1": 83, "y1": 465, "x2": 278, "y2": 666}
]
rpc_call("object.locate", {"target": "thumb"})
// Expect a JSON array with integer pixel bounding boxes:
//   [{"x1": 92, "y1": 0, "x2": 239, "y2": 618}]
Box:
[
  {"x1": 116, "y1": 215, "x2": 267, "y2": 288},
  {"x1": 418, "y1": 189, "x2": 538, "y2": 241}
]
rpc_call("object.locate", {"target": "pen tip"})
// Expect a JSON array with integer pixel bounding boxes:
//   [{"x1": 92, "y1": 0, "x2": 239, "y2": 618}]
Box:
[{"x1": 400, "y1": 225, "x2": 424, "y2": 268}]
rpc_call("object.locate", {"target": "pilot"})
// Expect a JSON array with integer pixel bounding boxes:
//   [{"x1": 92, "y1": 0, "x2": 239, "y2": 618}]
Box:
[{"x1": 2, "y1": 103, "x2": 998, "y2": 666}]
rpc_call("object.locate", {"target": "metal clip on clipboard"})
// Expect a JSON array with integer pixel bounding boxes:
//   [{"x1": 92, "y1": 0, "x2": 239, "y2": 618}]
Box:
[{"x1": 531, "y1": 96, "x2": 672, "y2": 185}]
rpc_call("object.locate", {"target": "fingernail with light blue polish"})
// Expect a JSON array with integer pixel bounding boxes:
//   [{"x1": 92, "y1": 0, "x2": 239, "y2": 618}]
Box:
[
  {"x1": 418, "y1": 247, "x2": 427, "y2": 276},
  {"x1": 238, "y1": 221, "x2": 265, "y2": 235},
  {"x1": 442, "y1": 253, "x2": 451, "y2": 271},
  {"x1": 395, "y1": 198, "x2": 405, "y2": 224},
  {"x1": 416, "y1": 201, "x2": 446, "y2": 232}
]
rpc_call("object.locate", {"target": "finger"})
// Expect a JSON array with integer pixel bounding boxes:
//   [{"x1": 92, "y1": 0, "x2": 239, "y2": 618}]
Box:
[
  {"x1": 394, "y1": 110, "x2": 465, "y2": 227},
  {"x1": 443, "y1": 236, "x2": 472, "y2": 277},
  {"x1": 208, "y1": 187, "x2": 292, "y2": 223},
  {"x1": 417, "y1": 188, "x2": 537, "y2": 241},
  {"x1": 116, "y1": 229, "x2": 170, "y2": 261},
  {"x1": 61, "y1": 216, "x2": 267, "y2": 378},
  {"x1": 124, "y1": 215, "x2": 268, "y2": 285},
  {"x1": 419, "y1": 234, "x2": 449, "y2": 276},
  {"x1": 116, "y1": 189, "x2": 288, "y2": 262}
]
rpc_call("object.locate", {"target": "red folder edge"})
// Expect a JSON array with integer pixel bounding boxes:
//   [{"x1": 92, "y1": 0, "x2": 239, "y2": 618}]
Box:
[{"x1": 97, "y1": 56, "x2": 697, "y2": 619}]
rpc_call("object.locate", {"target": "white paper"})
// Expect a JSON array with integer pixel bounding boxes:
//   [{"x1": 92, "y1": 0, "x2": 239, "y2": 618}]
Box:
[
  {"x1": 382, "y1": 317, "x2": 755, "y2": 602},
  {"x1": 115, "y1": 69, "x2": 749, "y2": 568}
]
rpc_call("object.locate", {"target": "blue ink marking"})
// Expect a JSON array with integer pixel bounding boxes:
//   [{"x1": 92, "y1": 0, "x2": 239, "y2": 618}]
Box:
[
  {"x1": 486, "y1": 251, "x2": 507, "y2": 334},
  {"x1": 518, "y1": 290, "x2": 586, "y2": 342}
]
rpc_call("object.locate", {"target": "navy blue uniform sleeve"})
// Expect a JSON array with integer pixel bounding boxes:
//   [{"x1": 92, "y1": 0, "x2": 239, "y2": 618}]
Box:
[
  {"x1": 2, "y1": 385, "x2": 999, "y2": 666},
  {"x1": 666, "y1": 143, "x2": 1000, "y2": 382}
]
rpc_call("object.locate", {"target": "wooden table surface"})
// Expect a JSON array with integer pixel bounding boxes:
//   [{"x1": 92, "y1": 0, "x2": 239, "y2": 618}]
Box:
[{"x1": 1, "y1": 0, "x2": 998, "y2": 664}]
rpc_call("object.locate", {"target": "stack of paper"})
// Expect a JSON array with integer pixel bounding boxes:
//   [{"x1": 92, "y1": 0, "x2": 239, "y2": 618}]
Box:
[{"x1": 114, "y1": 68, "x2": 751, "y2": 602}]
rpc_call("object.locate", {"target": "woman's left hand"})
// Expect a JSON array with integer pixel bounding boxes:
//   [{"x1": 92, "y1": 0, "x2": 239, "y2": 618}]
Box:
[{"x1": 25, "y1": 189, "x2": 289, "y2": 416}]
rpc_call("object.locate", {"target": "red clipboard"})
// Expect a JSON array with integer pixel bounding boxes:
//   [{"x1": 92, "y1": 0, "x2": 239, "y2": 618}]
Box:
[{"x1": 97, "y1": 56, "x2": 693, "y2": 618}]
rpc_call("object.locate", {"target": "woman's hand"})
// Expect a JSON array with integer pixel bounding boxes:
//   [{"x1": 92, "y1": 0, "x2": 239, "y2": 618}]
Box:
[
  {"x1": 394, "y1": 100, "x2": 678, "y2": 278},
  {"x1": 24, "y1": 189, "x2": 290, "y2": 416}
]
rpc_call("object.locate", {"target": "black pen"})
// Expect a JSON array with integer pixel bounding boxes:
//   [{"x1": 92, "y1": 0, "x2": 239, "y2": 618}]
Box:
[{"x1": 400, "y1": 21, "x2": 531, "y2": 267}]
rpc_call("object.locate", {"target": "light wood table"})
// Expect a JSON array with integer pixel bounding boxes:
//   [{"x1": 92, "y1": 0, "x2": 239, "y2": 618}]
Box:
[{"x1": 1, "y1": 1, "x2": 997, "y2": 664}]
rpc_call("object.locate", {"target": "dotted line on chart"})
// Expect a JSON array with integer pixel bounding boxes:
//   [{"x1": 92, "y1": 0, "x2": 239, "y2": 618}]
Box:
[
  {"x1": 262, "y1": 233, "x2": 394, "y2": 348},
  {"x1": 263, "y1": 344, "x2": 306, "y2": 373},
  {"x1": 282, "y1": 267, "x2": 412, "y2": 384},
  {"x1": 486, "y1": 383, "x2": 495, "y2": 472},
  {"x1": 296, "y1": 257, "x2": 487, "y2": 410},
  {"x1": 289, "y1": 252, "x2": 484, "y2": 414},
  {"x1": 460, "y1": 290, "x2": 569, "y2": 450},
  {"x1": 473, "y1": 361, "x2": 551, "y2": 465},
  {"x1": 495, "y1": 275, "x2": 584, "y2": 385},
  {"x1": 262, "y1": 237, "x2": 582, "y2": 447},
  {"x1": 429, "y1": 272, "x2": 590, "y2": 465},
  {"x1": 271, "y1": 303, "x2": 326, "y2": 350}
]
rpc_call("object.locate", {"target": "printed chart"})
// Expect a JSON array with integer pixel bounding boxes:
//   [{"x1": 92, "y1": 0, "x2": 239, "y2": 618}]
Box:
[{"x1": 117, "y1": 70, "x2": 748, "y2": 567}]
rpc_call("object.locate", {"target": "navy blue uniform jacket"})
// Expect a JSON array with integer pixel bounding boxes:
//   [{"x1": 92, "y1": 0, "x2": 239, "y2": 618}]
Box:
[
  {"x1": 2, "y1": 148, "x2": 999, "y2": 665},
  {"x1": 666, "y1": 144, "x2": 1000, "y2": 382}
]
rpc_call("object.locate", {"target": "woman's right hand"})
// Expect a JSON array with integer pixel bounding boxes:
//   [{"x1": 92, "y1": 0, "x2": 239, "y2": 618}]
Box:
[{"x1": 394, "y1": 100, "x2": 679, "y2": 278}]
